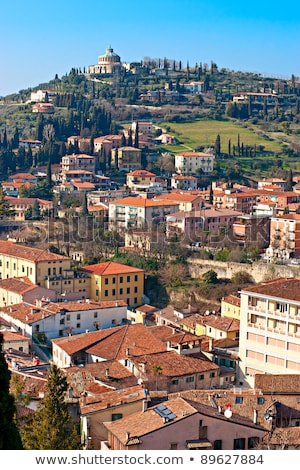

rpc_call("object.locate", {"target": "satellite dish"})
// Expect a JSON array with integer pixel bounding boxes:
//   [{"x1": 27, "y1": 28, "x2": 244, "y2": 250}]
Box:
[{"x1": 224, "y1": 404, "x2": 232, "y2": 419}]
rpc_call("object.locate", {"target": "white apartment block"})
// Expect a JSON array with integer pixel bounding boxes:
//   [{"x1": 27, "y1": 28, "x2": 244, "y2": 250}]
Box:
[
  {"x1": 239, "y1": 278, "x2": 300, "y2": 387},
  {"x1": 175, "y1": 152, "x2": 214, "y2": 175}
]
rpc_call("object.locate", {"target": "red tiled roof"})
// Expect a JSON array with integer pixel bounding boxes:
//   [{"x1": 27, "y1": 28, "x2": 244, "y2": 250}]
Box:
[
  {"x1": 79, "y1": 261, "x2": 144, "y2": 275},
  {"x1": 0, "y1": 241, "x2": 69, "y2": 262}
]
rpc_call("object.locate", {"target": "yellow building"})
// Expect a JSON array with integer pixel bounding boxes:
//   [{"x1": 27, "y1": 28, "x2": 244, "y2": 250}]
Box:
[
  {"x1": 111, "y1": 146, "x2": 142, "y2": 171},
  {"x1": 0, "y1": 240, "x2": 90, "y2": 297},
  {"x1": 126, "y1": 169, "x2": 157, "y2": 191},
  {"x1": 79, "y1": 261, "x2": 144, "y2": 307},
  {"x1": 221, "y1": 295, "x2": 241, "y2": 319}
]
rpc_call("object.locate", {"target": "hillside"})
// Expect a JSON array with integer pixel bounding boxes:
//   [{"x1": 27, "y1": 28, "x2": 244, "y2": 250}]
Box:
[{"x1": 0, "y1": 62, "x2": 299, "y2": 182}]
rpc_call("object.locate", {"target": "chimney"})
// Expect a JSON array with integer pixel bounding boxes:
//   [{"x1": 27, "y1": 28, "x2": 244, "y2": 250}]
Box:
[
  {"x1": 142, "y1": 400, "x2": 147, "y2": 412},
  {"x1": 253, "y1": 409, "x2": 258, "y2": 424},
  {"x1": 126, "y1": 347, "x2": 130, "y2": 356},
  {"x1": 105, "y1": 368, "x2": 109, "y2": 377},
  {"x1": 126, "y1": 432, "x2": 130, "y2": 440}
]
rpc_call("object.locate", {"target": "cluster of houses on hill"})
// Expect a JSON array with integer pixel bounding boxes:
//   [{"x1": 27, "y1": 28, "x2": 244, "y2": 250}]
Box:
[{"x1": 2, "y1": 235, "x2": 300, "y2": 448}]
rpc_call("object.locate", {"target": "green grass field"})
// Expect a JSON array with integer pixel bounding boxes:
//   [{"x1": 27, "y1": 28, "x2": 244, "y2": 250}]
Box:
[{"x1": 158, "y1": 119, "x2": 285, "y2": 154}]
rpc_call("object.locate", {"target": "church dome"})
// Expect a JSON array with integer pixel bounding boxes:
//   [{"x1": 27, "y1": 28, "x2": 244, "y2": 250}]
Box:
[{"x1": 98, "y1": 45, "x2": 121, "y2": 64}]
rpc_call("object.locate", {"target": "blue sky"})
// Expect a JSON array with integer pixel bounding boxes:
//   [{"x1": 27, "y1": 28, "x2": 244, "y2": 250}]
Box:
[{"x1": 1, "y1": 0, "x2": 300, "y2": 96}]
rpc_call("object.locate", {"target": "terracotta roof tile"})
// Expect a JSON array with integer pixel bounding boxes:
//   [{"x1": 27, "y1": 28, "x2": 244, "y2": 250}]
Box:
[
  {"x1": 79, "y1": 261, "x2": 144, "y2": 275},
  {"x1": 0, "y1": 241, "x2": 69, "y2": 262}
]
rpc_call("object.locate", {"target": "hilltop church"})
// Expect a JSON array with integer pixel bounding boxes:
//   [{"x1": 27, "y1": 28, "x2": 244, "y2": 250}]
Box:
[{"x1": 88, "y1": 45, "x2": 122, "y2": 74}]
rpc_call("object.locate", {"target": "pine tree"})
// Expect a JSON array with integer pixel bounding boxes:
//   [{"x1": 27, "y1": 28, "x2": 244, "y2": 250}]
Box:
[
  {"x1": 0, "y1": 333, "x2": 23, "y2": 449},
  {"x1": 286, "y1": 169, "x2": 293, "y2": 191},
  {"x1": 21, "y1": 364, "x2": 80, "y2": 450}
]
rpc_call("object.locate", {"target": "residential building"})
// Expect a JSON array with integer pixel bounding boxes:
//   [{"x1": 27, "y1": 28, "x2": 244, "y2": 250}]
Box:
[
  {"x1": 18, "y1": 140, "x2": 42, "y2": 150},
  {"x1": 221, "y1": 295, "x2": 241, "y2": 320},
  {"x1": 80, "y1": 385, "x2": 148, "y2": 448},
  {"x1": 266, "y1": 213, "x2": 300, "y2": 260},
  {"x1": 171, "y1": 175, "x2": 198, "y2": 191},
  {"x1": 182, "y1": 81, "x2": 204, "y2": 94},
  {"x1": 239, "y1": 277, "x2": 300, "y2": 386},
  {"x1": 0, "y1": 241, "x2": 70, "y2": 285},
  {"x1": 108, "y1": 196, "x2": 179, "y2": 230},
  {"x1": 30, "y1": 89, "x2": 57, "y2": 102},
  {"x1": 174, "y1": 151, "x2": 214, "y2": 175},
  {"x1": 166, "y1": 206, "x2": 242, "y2": 241},
  {"x1": 1, "y1": 330, "x2": 30, "y2": 354},
  {"x1": 126, "y1": 170, "x2": 157, "y2": 191},
  {"x1": 102, "y1": 396, "x2": 266, "y2": 450},
  {"x1": 0, "y1": 298, "x2": 128, "y2": 341},
  {"x1": 156, "y1": 191, "x2": 203, "y2": 212},
  {"x1": 119, "y1": 349, "x2": 220, "y2": 392},
  {"x1": 232, "y1": 91, "x2": 278, "y2": 106},
  {"x1": 111, "y1": 146, "x2": 142, "y2": 171},
  {"x1": 232, "y1": 214, "x2": 270, "y2": 248},
  {"x1": 78, "y1": 261, "x2": 145, "y2": 307},
  {"x1": 32, "y1": 103, "x2": 54, "y2": 113},
  {"x1": 60, "y1": 154, "x2": 96, "y2": 180},
  {"x1": 0, "y1": 276, "x2": 59, "y2": 307},
  {"x1": 51, "y1": 323, "x2": 167, "y2": 368},
  {"x1": 131, "y1": 121, "x2": 153, "y2": 135},
  {"x1": 4, "y1": 196, "x2": 53, "y2": 221}
]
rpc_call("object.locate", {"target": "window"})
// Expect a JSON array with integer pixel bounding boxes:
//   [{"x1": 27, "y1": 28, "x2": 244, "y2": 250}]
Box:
[
  {"x1": 112, "y1": 277, "x2": 116, "y2": 284},
  {"x1": 104, "y1": 290, "x2": 109, "y2": 297},
  {"x1": 134, "y1": 274, "x2": 138, "y2": 282},
  {"x1": 257, "y1": 397, "x2": 264, "y2": 405},
  {"x1": 13, "y1": 263, "x2": 16, "y2": 270},
  {"x1": 127, "y1": 287, "x2": 130, "y2": 294},
  {"x1": 127, "y1": 275, "x2": 130, "y2": 282},
  {"x1": 235, "y1": 397, "x2": 243, "y2": 404},
  {"x1": 209, "y1": 372, "x2": 215, "y2": 378},
  {"x1": 198, "y1": 374, "x2": 204, "y2": 380},
  {"x1": 119, "y1": 288, "x2": 123, "y2": 295},
  {"x1": 170, "y1": 443, "x2": 178, "y2": 450},
  {"x1": 171, "y1": 379, "x2": 178, "y2": 385},
  {"x1": 248, "y1": 437, "x2": 259, "y2": 449},
  {"x1": 94, "y1": 312, "x2": 98, "y2": 318},
  {"x1": 105, "y1": 278, "x2": 109, "y2": 285},
  {"x1": 112, "y1": 289, "x2": 116, "y2": 296},
  {"x1": 76, "y1": 323, "x2": 80, "y2": 328},
  {"x1": 134, "y1": 286, "x2": 138, "y2": 293},
  {"x1": 60, "y1": 318, "x2": 65, "y2": 325},
  {"x1": 234, "y1": 438, "x2": 245, "y2": 450},
  {"x1": 134, "y1": 297, "x2": 138, "y2": 304},
  {"x1": 112, "y1": 413, "x2": 122, "y2": 421},
  {"x1": 214, "y1": 440, "x2": 222, "y2": 450},
  {"x1": 95, "y1": 289, "x2": 99, "y2": 297},
  {"x1": 186, "y1": 376, "x2": 194, "y2": 383},
  {"x1": 77, "y1": 313, "x2": 81, "y2": 320},
  {"x1": 120, "y1": 276, "x2": 123, "y2": 284}
]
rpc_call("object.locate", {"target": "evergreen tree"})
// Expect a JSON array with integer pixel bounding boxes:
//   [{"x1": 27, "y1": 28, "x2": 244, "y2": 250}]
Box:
[
  {"x1": 127, "y1": 128, "x2": 133, "y2": 147},
  {"x1": 134, "y1": 122, "x2": 139, "y2": 148},
  {"x1": 0, "y1": 187, "x2": 14, "y2": 219},
  {"x1": 0, "y1": 333, "x2": 23, "y2": 449},
  {"x1": 209, "y1": 183, "x2": 214, "y2": 205},
  {"x1": 120, "y1": 132, "x2": 126, "y2": 147},
  {"x1": 286, "y1": 169, "x2": 293, "y2": 191},
  {"x1": 46, "y1": 160, "x2": 52, "y2": 188},
  {"x1": 21, "y1": 364, "x2": 80, "y2": 450},
  {"x1": 215, "y1": 134, "x2": 221, "y2": 156}
]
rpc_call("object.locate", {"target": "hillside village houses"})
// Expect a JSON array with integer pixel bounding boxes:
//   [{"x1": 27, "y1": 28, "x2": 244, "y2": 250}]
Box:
[{"x1": 5, "y1": 71, "x2": 300, "y2": 450}]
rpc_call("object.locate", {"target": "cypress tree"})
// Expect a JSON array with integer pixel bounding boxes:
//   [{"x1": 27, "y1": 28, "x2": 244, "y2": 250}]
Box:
[
  {"x1": 0, "y1": 333, "x2": 23, "y2": 449},
  {"x1": 21, "y1": 364, "x2": 80, "y2": 450},
  {"x1": 134, "y1": 122, "x2": 139, "y2": 148}
]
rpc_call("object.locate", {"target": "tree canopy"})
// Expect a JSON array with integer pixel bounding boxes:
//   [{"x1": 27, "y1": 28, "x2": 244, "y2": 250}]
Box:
[{"x1": 21, "y1": 364, "x2": 80, "y2": 450}]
